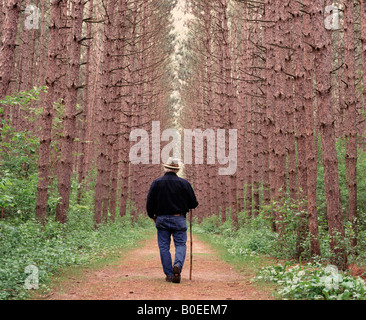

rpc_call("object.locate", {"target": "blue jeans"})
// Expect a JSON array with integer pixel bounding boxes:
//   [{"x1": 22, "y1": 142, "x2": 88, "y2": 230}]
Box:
[{"x1": 156, "y1": 215, "x2": 187, "y2": 277}]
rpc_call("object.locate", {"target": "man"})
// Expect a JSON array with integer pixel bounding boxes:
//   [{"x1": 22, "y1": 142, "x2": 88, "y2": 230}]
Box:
[{"x1": 146, "y1": 157, "x2": 198, "y2": 283}]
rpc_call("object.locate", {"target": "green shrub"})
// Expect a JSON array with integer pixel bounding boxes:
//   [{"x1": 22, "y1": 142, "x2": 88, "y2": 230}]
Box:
[
  {"x1": 196, "y1": 212, "x2": 278, "y2": 259},
  {"x1": 255, "y1": 262, "x2": 366, "y2": 300},
  {"x1": 0, "y1": 212, "x2": 152, "y2": 300},
  {"x1": 196, "y1": 214, "x2": 220, "y2": 234}
]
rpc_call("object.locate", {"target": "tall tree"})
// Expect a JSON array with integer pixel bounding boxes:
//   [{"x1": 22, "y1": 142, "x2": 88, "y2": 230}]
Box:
[
  {"x1": 56, "y1": 0, "x2": 85, "y2": 223},
  {"x1": 35, "y1": 0, "x2": 66, "y2": 223},
  {"x1": 314, "y1": 0, "x2": 347, "y2": 270},
  {"x1": 263, "y1": 0, "x2": 277, "y2": 230},
  {"x1": 0, "y1": 0, "x2": 21, "y2": 101},
  {"x1": 108, "y1": 0, "x2": 128, "y2": 221},
  {"x1": 236, "y1": 2, "x2": 247, "y2": 213},
  {"x1": 283, "y1": 0, "x2": 297, "y2": 201},
  {"x1": 94, "y1": 0, "x2": 117, "y2": 225},
  {"x1": 221, "y1": 0, "x2": 238, "y2": 226},
  {"x1": 292, "y1": 0, "x2": 320, "y2": 257},
  {"x1": 343, "y1": 0, "x2": 358, "y2": 247},
  {"x1": 302, "y1": 0, "x2": 321, "y2": 256},
  {"x1": 77, "y1": 0, "x2": 94, "y2": 204},
  {"x1": 362, "y1": 0, "x2": 366, "y2": 118},
  {"x1": 272, "y1": 0, "x2": 287, "y2": 230}
]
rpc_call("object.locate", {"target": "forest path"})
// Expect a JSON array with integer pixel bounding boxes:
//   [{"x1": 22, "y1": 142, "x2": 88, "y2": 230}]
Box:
[{"x1": 42, "y1": 233, "x2": 273, "y2": 300}]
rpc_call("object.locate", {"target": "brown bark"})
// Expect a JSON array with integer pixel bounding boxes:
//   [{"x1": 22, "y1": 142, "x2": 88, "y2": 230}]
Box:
[
  {"x1": 94, "y1": 0, "x2": 116, "y2": 225},
  {"x1": 344, "y1": 0, "x2": 358, "y2": 248},
  {"x1": 314, "y1": 0, "x2": 347, "y2": 270},
  {"x1": 77, "y1": 0, "x2": 94, "y2": 204},
  {"x1": 56, "y1": 0, "x2": 85, "y2": 223},
  {"x1": 37, "y1": 0, "x2": 46, "y2": 86},
  {"x1": 134, "y1": 0, "x2": 149, "y2": 216},
  {"x1": 127, "y1": 0, "x2": 139, "y2": 221},
  {"x1": 35, "y1": 0, "x2": 65, "y2": 224},
  {"x1": 273, "y1": 0, "x2": 287, "y2": 231},
  {"x1": 237, "y1": 3, "x2": 247, "y2": 213},
  {"x1": 0, "y1": 0, "x2": 21, "y2": 100},
  {"x1": 362, "y1": 1, "x2": 366, "y2": 123},
  {"x1": 241, "y1": 5, "x2": 253, "y2": 218},
  {"x1": 215, "y1": 0, "x2": 228, "y2": 222},
  {"x1": 292, "y1": 0, "x2": 321, "y2": 258},
  {"x1": 250, "y1": 5, "x2": 262, "y2": 218},
  {"x1": 0, "y1": 1, "x2": 3, "y2": 40},
  {"x1": 204, "y1": 2, "x2": 218, "y2": 216},
  {"x1": 108, "y1": 0, "x2": 128, "y2": 221},
  {"x1": 264, "y1": 0, "x2": 277, "y2": 231},
  {"x1": 292, "y1": 0, "x2": 308, "y2": 258},
  {"x1": 283, "y1": 0, "x2": 297, "y2": 202},
  {"x1": 85, "y1": 41, "x2": 103, "y2": 179},
  {"x1": 221, "y1": 0, "x2": 238, "y2": 227},
  {"x1": 302, "y1": 0, "x2": 321, "y2": 257}
]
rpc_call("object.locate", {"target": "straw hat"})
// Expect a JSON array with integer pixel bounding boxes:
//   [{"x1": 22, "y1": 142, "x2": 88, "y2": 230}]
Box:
[{"x1": 163, "y1": 157, "x2": 181, "y2": 170}]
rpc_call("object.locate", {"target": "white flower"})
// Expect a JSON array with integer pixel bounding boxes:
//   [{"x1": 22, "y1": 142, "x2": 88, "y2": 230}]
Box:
[{"x1": 297, "y1": 270, "x2": 305, "y2": 277}]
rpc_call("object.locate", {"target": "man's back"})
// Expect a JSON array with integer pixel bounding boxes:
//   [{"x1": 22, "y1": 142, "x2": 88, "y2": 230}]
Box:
[{"x1": 146, "y1": 172, "x2": 198, "y2": 218}]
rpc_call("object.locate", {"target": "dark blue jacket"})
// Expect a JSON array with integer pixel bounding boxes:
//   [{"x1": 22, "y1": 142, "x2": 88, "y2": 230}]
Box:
[{"x1": 146, "y1": 172, "x2": 198, "y2": 219}]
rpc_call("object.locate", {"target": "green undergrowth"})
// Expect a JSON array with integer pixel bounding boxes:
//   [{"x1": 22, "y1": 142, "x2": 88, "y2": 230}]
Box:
[
  {"x1": 255, "y1": 262, "x2": 366, "y2": 300},
  {"x1": 0, "y1": 212, "x2": 154, "y2": 300},
  {"x1": 195, "y1": 212, "x2": 366, "y2": 300},
  {"x1": 194, "y1": 220, "x2": 279, "y2": 299},
  {"x1": 194, "y1": 232, "x2": 277, "y2": 276}
]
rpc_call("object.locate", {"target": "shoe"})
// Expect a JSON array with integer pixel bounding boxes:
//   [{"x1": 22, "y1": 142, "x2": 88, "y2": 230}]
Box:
[
  {"x1": 166, "y1": 275, "x2": 174, "y2": 282},
  {"x1": 172, "y1": 265, "x2": 181, "y2": 283}
]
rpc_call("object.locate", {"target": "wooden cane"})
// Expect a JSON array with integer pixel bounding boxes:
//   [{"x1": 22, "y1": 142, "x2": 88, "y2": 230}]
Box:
[{"x1": 189, "y1": 209, "x2": 193, "y2": 280}]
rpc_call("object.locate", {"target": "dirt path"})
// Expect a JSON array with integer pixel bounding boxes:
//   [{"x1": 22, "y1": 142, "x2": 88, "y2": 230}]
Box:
[{"x1": 43, "y1": 234, "x2": 273, "y2": 300}]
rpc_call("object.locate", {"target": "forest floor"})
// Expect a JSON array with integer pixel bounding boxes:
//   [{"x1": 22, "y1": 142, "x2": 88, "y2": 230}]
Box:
[{"x1": 36, "y1": 233, "x2": 275, "y2": 300}]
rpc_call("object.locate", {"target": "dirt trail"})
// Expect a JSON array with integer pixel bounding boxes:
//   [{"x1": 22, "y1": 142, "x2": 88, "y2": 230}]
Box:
[{"x1": 43, "y1": 234, "x2": 272, "y2": 300}]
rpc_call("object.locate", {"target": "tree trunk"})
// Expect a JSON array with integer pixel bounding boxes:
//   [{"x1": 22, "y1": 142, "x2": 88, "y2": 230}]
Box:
[
  {"x1": 56, "y1": 0, "x2": 85, "y2": 223},
  {"x1": 94, "y1": 0, "x2": 116, "y2": 226},
  {"x1": 77, "y1": 0, "x2": 94, "y2": 204},
  {"x1": 251, "y1": 5, "x2": 262, "y2": 218},
  {"x1": 292, "y1": 0, "x2": 308, "y2": 258},
  {"x1": 221, "y1": 0, "x2": 238, "y2": 227},
  {"x1": 314, "y1": 0, "x2": 347, "y2": 270},
  {"x1": 216, "y1": 0, "x2": 228, "y2": 223},
  {"x1": 302, "y1": 0, "x2": 321, "y2": 257},
  {"x1": 273, "y1": 0, "x2": 287, "y2": 231},
  {"x1": 283, "y1": 0, "x2": 297, "y2": 202},
  {"x1": 264, "y1": 0, "x2": 277, "y2": 231},
  {"x1": 35, "y1": 0, "x2": 65, "y2": 224},
  {"x1": 361, "y1": 0, "x2": 366, "y2": 126},
  {"x1": 0, "y1": 0, "x2": 21, "y2": 101},
  {"x1": 237, "y1": 3, "x2": 247, "y2": 213},
  {"x1": 344, "y1": 0, "x2": 358, "y2": 248}
]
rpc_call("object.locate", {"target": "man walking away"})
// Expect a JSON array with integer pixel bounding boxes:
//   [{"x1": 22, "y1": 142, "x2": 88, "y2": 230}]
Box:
[{"x1": 146, "y1": 157, "x2": 198, "y2": 283}]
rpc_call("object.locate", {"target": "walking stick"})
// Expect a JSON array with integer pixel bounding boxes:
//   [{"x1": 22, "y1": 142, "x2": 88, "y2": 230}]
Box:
[{"x1": 189, "y1": 209, "x2": 193, "y2": 280}]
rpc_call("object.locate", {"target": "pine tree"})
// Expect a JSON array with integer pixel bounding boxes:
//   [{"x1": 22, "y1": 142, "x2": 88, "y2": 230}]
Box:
[
  {"x1": 56, "y1": 0, "x2": 85, "y2": 224},
  {"x1": 313, "y1": 0, "x2": 347, "y2": 270},
  {"x1": 36, "y1": 0, "x2": 66, "y2": 223},
  {"x1": 0, "y1": 0, "x2": 21, "y2": 101}
]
